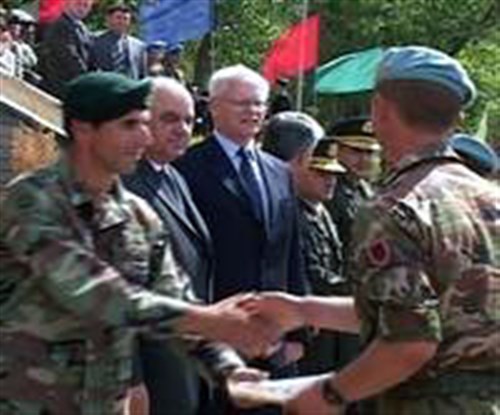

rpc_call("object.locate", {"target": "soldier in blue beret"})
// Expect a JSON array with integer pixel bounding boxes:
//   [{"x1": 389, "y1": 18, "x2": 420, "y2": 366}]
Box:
[
  {"x1": 0, "y1": 71, "x2": 278, "y2": 415},
  {"x1": 240, "y1": 46, "x2": 500, "y2": 415},
  {"x1": 450, "y1": 133, "x2": 498, "y2": 178},
  {"x1": 164, "y1": 42, "x2": 186, "y2": 84}
]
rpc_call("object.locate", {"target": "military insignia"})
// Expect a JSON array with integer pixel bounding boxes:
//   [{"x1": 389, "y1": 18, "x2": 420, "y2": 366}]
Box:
[
  {"x1": 367, "y1": 238, "x2": 391, "y2": 267},
  {"x1": 362, "y1": 120, "x2": 374, "y2": 134},
  {"x1": 327, "y1": 143, "x2": 338, "y2": 158}
]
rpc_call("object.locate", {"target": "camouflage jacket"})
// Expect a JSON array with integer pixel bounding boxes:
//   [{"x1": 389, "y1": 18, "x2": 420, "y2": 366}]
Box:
[
  {"x1": 297, "y1": 199, "x2": 345, "y2": 295},
  {"x1": 348, "y1": 143, "x2": 500, "y2": 384},
  {"x1": 324, "y1": 172, "x2": 374, "y2": 259},
  {"x1": 0, "y1": 158, "x2": 239, "y2": 415}
]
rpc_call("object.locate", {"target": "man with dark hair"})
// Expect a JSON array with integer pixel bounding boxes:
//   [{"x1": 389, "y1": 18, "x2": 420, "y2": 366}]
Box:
[
  {"x1": 90, "y1": 3, "x2": 147, "y2": 79},
  {"x1": 268, "y1": 78, "x2": 293, "y2": 116},
  {"x1": 0, "y1": 72, "x2": 279, "y2": 415},
  {"x1": 324, "y1": 116, "x2": 381, "y2": 259},
  {"x1": 262, "y1": 112, "x2": 351, "y2": 375},
  {"x1": 38, "y1": 0, "x2": 94, "y2": 97},
  {"x1": 246, "y1": 46, "x2": 500, "y2": 415}
]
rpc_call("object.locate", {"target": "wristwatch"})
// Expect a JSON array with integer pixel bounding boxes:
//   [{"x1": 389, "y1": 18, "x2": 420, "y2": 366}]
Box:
[{"x1": 321, "y1": 378, "x2": 348, "y2": 408}]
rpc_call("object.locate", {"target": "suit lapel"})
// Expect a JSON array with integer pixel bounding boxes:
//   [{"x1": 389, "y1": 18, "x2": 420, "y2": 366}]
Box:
[
  {"x1": 205, "y1": 137, "x2": 256, "y2": 218},
  {"x1": 138, "y1": 161, "x2": 201, "y2": 241}
]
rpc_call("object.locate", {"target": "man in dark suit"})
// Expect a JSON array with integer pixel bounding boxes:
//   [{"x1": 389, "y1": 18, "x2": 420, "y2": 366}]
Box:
[
  {"x1": 38, "y1": 0, "x2": 94, "y2": 98},
  {"x1": 123, "y1": 77, "x2": 236, "y2": 415},
  {"x1": 90, "y1": 4, "x2": 147, "y2": 80},
  {"x1": 176, "y1": 65, "x2": 308, "y2": 413}
]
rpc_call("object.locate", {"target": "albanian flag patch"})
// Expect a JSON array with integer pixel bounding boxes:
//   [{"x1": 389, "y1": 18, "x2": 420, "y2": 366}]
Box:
[{"x1": 367, "y1": 238, "x2": 391, "y2": 267}]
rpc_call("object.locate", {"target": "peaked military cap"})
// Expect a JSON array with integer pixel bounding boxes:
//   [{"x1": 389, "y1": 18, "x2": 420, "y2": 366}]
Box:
[
  {"x1": 262, "y1": 111, "x2": 325, "y2": 161},
  {"x1": 309, "y1": 138, "x2": 346, "y2": 174},
  {"x1": 376, "y1": 46, "x2": 476, "y2": 107},
  {"x1": 64, "y1": 72, "x2": 152, "y2": 123},
  {"x1": 450, "y1": 133, "x2": 498, "y2": 176},
  {"x1": 329, "y1": 117, "x2": 381, "y2": 152}
]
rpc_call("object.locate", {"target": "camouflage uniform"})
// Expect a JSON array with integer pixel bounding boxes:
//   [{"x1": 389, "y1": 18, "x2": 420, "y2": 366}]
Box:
[
  {"x1": 348, "y1": 144, "x2": 500, "y2": 414},
  {"x1": 297, "y1": 200, "x2": 360, "y2": 375},
  {"x1": 324, "y1": 172, "x2": 374, "y2": 259},
  {"x1": 0, "y1": 158, "x2": 237, "y2": 415}
]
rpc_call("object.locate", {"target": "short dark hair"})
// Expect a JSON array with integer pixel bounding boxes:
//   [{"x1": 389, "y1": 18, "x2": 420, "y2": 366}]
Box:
[
  {"x1": 377, "y1": 79, "x2": 461, "y2": 132},
  {"x1": 106, "y1": 3, "x2": 133, "y2": 15}
]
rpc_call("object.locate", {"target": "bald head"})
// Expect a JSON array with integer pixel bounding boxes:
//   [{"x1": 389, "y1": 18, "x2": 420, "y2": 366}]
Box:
[{"x1": 147, "y1": 77, "x2": 195, "y2": 163}]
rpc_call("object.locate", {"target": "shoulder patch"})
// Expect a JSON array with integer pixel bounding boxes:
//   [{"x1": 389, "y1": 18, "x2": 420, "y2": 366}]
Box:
[{"x1": 367, "y1": 238, "x2": 391, "y2": 267}]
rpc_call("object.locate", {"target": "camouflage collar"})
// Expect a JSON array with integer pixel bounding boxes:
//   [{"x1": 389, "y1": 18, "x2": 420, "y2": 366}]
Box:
[
  {"x1": 56, "y1": 156, "x2": 129, "y2": 229},
  {"x1": 381, "y1": 141, "x2": 459, "y2": 188}
]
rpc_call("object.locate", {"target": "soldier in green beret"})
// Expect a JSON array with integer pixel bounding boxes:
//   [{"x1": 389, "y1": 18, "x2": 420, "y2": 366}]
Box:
[
  {"x1": 241, "y1": 46, "x2": 500, "y2": 415},
  {"x1": 0, "y1": 72, "x2": 278, "y2": 415}
]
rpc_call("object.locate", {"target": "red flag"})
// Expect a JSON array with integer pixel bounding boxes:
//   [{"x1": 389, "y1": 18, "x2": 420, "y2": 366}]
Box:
[
  {"x1": 39, "y1": 0, "x2": 64, "y2": 24},
  {"x1": 262, "y1": 14, "x2": 320, "y2": 85}
]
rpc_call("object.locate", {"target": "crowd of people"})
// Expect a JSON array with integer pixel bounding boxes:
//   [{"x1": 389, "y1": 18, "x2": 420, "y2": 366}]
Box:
[
  {"x1": 0, "y1": 1, "x2": 499, "y2": 415},
  {"x1": 0, "y1": 2, "x2": 191, "y2": 93}
]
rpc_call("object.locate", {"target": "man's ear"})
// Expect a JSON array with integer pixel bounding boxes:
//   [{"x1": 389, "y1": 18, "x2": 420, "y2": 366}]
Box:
[{"x1": 70, "y1": 120, "x2": 94, "y2": 141}]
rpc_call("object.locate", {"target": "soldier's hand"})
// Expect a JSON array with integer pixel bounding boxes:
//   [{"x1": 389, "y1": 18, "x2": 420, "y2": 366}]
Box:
[
  {"x1": 182, "y1": 294, "x2": 281, "y2": 357},
  {"x1": 237, "y1": 292, "x2": 307, "y2": 334},
  {"x1": 284, "y1": 376, "x2": 341, "y2": 415}
]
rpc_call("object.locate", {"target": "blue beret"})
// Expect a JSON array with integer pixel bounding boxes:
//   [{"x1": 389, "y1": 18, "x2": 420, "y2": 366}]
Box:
[
  {"x1": 262, "y1": 111, "x2": 325, "y2": 161},
  {"x1": 64, "y1": 72, "x2": 151, "y2": 123},
  {"x1": 166, "y1": 43, "x2": 183, "y2": 54},
  {"x1": 147, "y1": 41, "x2": 166, "y2": 51},
  {"x1": 450, "y1": 133, "x2": 498, "y2": 176},
  {"x1": 377, "y1": 46, "x2": 476, "y2": 107}
]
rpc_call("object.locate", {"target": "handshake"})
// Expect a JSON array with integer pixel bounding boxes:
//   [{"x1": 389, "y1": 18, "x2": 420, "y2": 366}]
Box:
[{"x1": 180, "y1": 291, "x2": 307, "y2": 359}]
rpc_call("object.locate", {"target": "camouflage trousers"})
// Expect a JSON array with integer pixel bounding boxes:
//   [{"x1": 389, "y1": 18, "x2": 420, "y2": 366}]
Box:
[
  {"x1": 377, "y1": 391, "x2": 500, "y2": 415},
  {"x1": 0, "y1": 398, "x2": 127, "y2": 415}
]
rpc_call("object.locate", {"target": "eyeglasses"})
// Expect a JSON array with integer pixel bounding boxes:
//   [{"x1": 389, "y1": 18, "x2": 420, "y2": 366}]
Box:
[{"x1": 219, "y1": 98, "x2": 268, "y2": 109}]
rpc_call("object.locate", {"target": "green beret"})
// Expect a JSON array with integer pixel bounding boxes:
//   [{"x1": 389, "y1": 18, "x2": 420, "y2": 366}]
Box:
[
  {"x1": 64, "y1": 72, "x2": 152, "y2": 122},
  {"x1": 329, "y1": 117, "x2": 381, "y2": 152},
  {"x1": 309, "y1": 138, "x2": 346, "y2": 174}
]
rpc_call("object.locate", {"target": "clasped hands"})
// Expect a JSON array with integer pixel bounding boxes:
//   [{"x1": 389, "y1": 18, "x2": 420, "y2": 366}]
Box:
[{"x1": 207, "y1": 291, "x2": 306, "y2": 359}]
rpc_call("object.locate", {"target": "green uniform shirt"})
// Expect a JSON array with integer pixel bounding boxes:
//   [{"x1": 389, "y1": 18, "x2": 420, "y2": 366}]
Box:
[
  {"x1": 348, "y1": 143, "x2": 499, "y2": 400},
  {"x1": 0, "y1": 157, "x2": 193, "y2": 415},
  {"x1": 325, "y1": 172, "x2": 374, "y2": 259}
]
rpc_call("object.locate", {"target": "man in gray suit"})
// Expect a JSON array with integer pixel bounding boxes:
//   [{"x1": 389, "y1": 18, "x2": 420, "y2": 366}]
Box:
[
  {"x1": 39, "y1": 0, "x2": 94, "y2": 97},
  {"x1": 90, "y1": 3, "x2": 147, "y2": 79},
  {"x1": 123, "y1": 77, "x2": 223, "y2": 415}
]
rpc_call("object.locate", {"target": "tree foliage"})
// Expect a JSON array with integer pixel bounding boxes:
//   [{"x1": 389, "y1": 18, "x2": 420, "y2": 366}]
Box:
[{"x1": 8, "y1": 0, "x2": 499, "y2": 143}]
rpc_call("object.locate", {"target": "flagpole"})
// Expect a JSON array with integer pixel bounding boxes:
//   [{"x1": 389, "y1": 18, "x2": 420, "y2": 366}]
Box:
[{"x1": 296, "y1": 0, "x2": 309, "y2": 111}]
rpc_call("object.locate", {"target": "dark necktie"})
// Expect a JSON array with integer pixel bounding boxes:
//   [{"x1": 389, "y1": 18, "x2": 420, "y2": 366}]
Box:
[
  {"x1": 114, "y1": 37, "x2": 130, "y2": 76},
  {"x1": 238, "y1": 148, "x2": 264, "y2": 221}
]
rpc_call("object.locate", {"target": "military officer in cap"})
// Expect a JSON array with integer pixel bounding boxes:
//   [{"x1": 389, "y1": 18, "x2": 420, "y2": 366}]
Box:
[
  {"x1": 0, "y1": 72, "x2": 279, "y2": 415},
  {"x1": 324, "y1": 117, "x2": 381, "y2": 259},
  {"x1": 242, "y1": 46, "x2": 500, "y2": 415},
  {"x1": 262, "y1": 112, "x2": 358, "y2": 375}
]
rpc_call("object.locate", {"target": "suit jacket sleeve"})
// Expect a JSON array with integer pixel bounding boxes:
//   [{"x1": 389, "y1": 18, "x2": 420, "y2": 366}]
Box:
[{"x1": 286, "y1": 176, "x2": 310, "y2": 296}]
